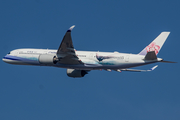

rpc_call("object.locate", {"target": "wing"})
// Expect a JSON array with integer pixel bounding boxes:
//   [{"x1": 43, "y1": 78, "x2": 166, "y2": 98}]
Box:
[
  {"x1": 56, "y1": 25, "x2": 83, "y2": 64},
  {"x1": 111, "y1": 65, "x2": 158, "y2": 72}
]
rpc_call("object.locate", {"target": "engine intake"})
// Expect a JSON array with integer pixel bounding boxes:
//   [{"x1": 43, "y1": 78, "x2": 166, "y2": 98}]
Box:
[{"x1": 67, "y1": 69, "x2": 88, "y2": 78}]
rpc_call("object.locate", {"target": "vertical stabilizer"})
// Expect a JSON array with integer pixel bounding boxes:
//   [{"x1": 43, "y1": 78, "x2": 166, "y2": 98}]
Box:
[{"x1": 139, "y1": 32, "x2": 170, "y2": 55}]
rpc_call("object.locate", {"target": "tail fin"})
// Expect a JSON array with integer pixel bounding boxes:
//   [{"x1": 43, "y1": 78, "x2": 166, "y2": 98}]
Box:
[{"x1": 139, "y1": 32, "x2": 170, "y2": 55}]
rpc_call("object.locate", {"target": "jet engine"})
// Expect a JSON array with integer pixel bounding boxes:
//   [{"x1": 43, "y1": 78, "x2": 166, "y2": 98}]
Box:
[
  {"x1": 67, "y1": 69, "x2": 88, "y2": 78},
  {"x1": 39, "y1": 54, "x2": 58, "y2": 65}
]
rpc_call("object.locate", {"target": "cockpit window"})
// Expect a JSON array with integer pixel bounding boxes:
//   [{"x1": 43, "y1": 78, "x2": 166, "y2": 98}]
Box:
[{"x1": 8, "y1": 52, "x2": 10, "y2": 54}]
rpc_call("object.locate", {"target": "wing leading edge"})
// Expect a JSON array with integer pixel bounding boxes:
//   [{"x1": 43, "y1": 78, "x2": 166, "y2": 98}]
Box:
[{"x1": 111, "y1": 65, "x2": 158, "y2": 72}]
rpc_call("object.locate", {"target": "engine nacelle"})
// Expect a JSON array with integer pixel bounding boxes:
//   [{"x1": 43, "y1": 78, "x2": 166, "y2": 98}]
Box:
[
  {"x1": 39, "y1": 54, "x2": 57, "y2": 65},
  {"x1": 67, "y1": 69, "x2": 88, "y2": 78}
]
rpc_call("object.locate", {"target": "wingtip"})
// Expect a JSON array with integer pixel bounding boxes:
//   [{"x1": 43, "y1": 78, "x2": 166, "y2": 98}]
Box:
[
  {"x1": 68, "y1": 25, "x2": 75, "y2": 31},
  {"x1": 151, "y1": 65, "x2": 158, "y2": 71}
]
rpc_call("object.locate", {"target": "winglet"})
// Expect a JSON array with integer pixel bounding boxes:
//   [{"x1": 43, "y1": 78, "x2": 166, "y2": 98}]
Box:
[
  {"x1": 67, "y1": 25, "x2": 75, "y2": 32},
  {"x1": 149, "y1": 65, "x2": 158, "y2": 71}
]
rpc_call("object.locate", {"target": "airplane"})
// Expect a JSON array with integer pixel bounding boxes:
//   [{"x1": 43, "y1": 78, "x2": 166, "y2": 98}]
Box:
[{"x1": 2, "y1": 25, "x2": 175, "y2": 78}]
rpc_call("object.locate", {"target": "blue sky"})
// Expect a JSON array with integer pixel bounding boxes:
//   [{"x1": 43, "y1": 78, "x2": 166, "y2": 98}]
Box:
[{"x1": 0, "y1": 0, "x2": 179, "y2": 120}]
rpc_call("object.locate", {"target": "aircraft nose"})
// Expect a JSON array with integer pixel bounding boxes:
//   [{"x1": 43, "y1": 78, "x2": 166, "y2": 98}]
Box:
[{"x1": 2, "y1": 55, "x2": 9, "y2": 63}]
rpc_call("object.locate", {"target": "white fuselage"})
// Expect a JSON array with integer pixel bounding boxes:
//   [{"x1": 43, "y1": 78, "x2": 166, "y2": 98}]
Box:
[
  {"x1": 2, "y1": 27, "x2": 171, "y2": 77},
  {"x1": 2, "y1": 48, "x2": 161, "y2": 70}
]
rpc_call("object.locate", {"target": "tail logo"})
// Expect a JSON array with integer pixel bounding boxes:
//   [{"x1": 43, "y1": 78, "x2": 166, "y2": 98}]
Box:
[{"x1": 146, "y1": 42, "x2": 160, "y2": 54}]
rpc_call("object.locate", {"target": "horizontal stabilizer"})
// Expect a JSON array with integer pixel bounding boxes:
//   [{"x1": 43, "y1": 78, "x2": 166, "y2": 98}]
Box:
[
  {"x1": 144, "y1": 51, "x2": 157, "y2": 60},
  {"x1": 160, "y1": 60, "x2": 177, "y2": 63}
]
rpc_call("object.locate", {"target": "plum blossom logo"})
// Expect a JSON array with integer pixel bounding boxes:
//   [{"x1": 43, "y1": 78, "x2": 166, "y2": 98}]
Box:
[{"x1": 146, "y1": 42, "x2": 160, "y2": 54}]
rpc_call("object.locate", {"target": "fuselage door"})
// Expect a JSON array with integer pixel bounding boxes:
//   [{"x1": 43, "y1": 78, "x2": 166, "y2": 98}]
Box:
[
  {"x1": 88, "y1": 53, "x2": 94, "y2": 59},
  {"x1": 125, "y1": 55, "x2": 129, "y2": 62}
]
